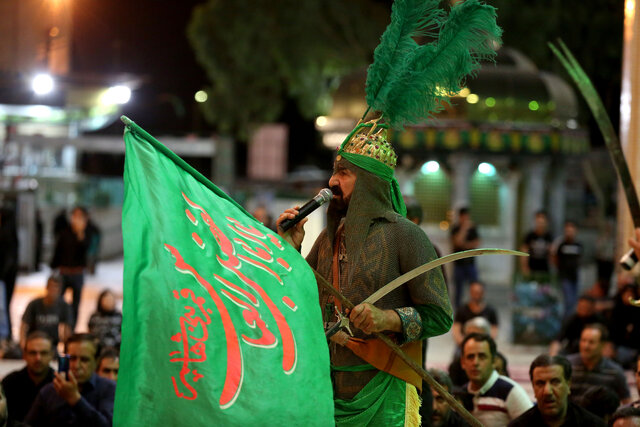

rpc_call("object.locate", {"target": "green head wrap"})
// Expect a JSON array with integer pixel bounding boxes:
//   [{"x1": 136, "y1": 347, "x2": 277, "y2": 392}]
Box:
[{"x1": 337, "y1": 122, "x2": 407, "y2": 217}]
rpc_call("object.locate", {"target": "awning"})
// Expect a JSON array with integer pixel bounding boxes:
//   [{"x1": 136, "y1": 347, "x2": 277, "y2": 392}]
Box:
[{"x1": 390, "y1": 125, "x2": 589, "y2": 155}]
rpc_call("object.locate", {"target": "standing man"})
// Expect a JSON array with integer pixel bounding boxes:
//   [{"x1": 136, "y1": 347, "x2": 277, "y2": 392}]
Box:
[
  {"x1": 26, "y1": 333, "x2": 115, "y2": 426},
  {"x1": 51, "y1": 206, "x2": 89, "y2": 328},
  {"x1": 567, "y1": 323, "x2": 631, "y2": 405},
  {"x1": 278, "y1": 122, "x2": 452, "y2": 425},
  {"x1": 2, "y1": 331, "x2": 55, "y2": 423},
  {"x1": 552, "y1": 221, "x2": 583, "y2": 317},
  {"x1": 452, "y1": 281, "x2": 498, "y2": 346},
  {"x1": 460, "y1": 333, "x2": 532, "y2": 425},
  {"x1": 451, "y1": 207, "x2": 480, "y2": 308},
  {"x1": 509, "y1": 354, "x2": 604, "y2": 426},
  {"x1": 520, "y1": 210, "x2": 553, "y2": 281}
]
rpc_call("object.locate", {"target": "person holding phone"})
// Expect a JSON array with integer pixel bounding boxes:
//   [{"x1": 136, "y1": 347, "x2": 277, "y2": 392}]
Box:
[{"x1": 25, "y1": 333, "x2": 115, "y2": 427}]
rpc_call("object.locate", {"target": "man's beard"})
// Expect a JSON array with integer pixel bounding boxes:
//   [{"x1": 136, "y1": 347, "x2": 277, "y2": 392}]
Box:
[
  {"x1": 328, "y1": 198, "x2": 348, "y2": 217},
  {"x1": 328, "y1": 185, "x2": 348, "y2": 215}
]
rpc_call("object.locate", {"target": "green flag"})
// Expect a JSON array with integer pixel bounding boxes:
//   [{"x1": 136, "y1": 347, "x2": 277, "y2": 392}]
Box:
[{"x1": 114, "y1": 117, "x2": 334, "y2": 426}]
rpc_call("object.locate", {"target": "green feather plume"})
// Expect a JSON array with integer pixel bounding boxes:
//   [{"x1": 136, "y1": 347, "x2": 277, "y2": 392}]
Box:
[
  {"x1": 364, "y1": 0, "x2": 444, "y2": 118},
  {"x1": 365, "y1": 0, "x2": 502, "y2": 129}
]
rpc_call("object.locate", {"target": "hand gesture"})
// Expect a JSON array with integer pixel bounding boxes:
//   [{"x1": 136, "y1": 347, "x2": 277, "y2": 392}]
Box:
[
  {"x1": 53, "y1": 371, "x2": 82, "y2": 406},
  {"x1": 276, "y1": 207, "x2": 307, "y2": 251}
]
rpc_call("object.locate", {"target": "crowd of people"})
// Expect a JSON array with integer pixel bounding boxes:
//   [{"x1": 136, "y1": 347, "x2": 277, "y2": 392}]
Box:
[
  {"x1": 1, "y1": 331, "x2": 118, "y2": 426},
  {"x1": 0, "y1": 272, "x2": 121, "y2": 426},
  {"x1": 0, "y1": 200, "x2": 638, "y2": 426},
  {"x1": 423, "y1": 333, "x2": 640, "y2": 426},
  {"x1": 413, "y1": 208, "x2": 640, "y2": 426},
  {"x1": 0, "y1": 206, "x2": 118, "y2": 426}
]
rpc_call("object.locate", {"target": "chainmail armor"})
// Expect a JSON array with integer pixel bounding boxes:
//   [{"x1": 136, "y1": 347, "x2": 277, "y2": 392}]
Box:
[{"x1": 306, "y1": 159, "x2": 451, "y2": 400}]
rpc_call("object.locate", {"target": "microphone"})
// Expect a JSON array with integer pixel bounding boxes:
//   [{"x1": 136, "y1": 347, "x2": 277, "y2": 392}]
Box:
[
  {"x1": 620, "y1": 248, "x2": 638, "y2": 270},
  {"x1": 279, "y1": 188, "x2": 333, "y2": 232}
]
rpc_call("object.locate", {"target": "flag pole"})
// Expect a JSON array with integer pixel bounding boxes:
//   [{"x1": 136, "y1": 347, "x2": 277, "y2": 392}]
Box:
[{"x1": 311, "y1": 269, "x2": 482, "y2": 427}]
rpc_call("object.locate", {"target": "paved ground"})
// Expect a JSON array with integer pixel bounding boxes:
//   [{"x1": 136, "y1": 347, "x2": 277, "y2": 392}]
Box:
[{"x1": 2, "y1": 259, "x2": 637, "y2": 402}]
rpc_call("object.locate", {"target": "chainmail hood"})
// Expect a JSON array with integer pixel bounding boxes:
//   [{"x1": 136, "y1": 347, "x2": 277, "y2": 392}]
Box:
[{"x1": 327, "y1": 157, "x2": 400, "y2": 285}]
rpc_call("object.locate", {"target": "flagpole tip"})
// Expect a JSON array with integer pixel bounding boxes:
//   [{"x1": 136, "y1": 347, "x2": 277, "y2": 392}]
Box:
[{"x1": 120, "y1": 115, "x2": 134, "y2": 127}]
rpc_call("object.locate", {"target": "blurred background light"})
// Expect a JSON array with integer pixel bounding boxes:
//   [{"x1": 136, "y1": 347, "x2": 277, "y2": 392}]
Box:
[
  {"x1": 315, "y1": 116, "x2": 328, "y2": 127},
  {"x1": 466, "y1": 93, "x2": 479, "y2": 104},
  {"x1": 478, "y1": 162, "x2": 496, "y2": 176},
  {"x1": 528, "y1": 100, "x2": 539, "y2": 111},
  {"x1": 458, "y1": 88, "x2": 471, "y2": 98},
  {"x1": 421, "y1": 160, "x2": 440, "y2": 174},
  {"x1": 101, "y1": 85, "x2": 131, "y2": 105},
  {"x1": 194, "y1": 90, "x2": 208, "y2": 103},
  {"x1": 31, "y1": 73, "x2": 54, "y2": 95},
  {"x1": 485, "y1": 97, "x2": 496, "y2": 107}
]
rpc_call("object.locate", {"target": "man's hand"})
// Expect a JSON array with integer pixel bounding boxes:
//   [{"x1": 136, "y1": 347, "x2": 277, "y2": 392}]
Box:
[
  {"x1": 628, "y1": 228, "x2": 640, "y2": 259},
  {"x1": 348, "y1": 303, "x2": 402, "y2": 335},
  {"x1": 276, "y1": 207, "x2": 307, "y2": 251},
  {"x1": 53, "y1": 371, "x2": 82, "y2": 406}
]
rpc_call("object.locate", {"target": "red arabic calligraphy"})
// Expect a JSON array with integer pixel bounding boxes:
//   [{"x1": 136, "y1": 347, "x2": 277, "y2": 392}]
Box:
[
  {"x1": 166, "y1": 192, "x2": 298, "y2": 409},
  {"x1": 166, "y1": 245, "x2": 242, "y2": 408}
]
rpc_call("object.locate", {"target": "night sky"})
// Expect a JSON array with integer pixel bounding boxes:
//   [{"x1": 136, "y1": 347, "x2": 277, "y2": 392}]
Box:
[{"x1": 71, "y1": 0, "x2": 209, "y2": 135}]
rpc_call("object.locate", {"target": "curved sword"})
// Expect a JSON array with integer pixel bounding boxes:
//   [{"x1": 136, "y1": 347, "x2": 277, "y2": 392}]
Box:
[{"x1": 363, "y1": 248, "x2": 528, "y2": 305}]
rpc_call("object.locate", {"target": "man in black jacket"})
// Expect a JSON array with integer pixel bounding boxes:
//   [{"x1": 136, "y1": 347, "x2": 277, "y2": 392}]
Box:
[{"x1": 509, "y1": 354, "x2": 604, "y2": 427}]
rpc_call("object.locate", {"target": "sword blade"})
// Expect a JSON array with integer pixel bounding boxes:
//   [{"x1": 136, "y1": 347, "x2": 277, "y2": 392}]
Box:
[
  {"x1": 550, "y1": 40, "x2": 640, "y2": 227},
  {"x1": 363, "y1": 248, "x2": 527, "y2": 305}
]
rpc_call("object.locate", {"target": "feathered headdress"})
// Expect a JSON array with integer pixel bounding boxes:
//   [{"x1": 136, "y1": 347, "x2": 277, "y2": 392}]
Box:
[{"x1": 337, "y1": 0, "x2": 502, "y2": 216}]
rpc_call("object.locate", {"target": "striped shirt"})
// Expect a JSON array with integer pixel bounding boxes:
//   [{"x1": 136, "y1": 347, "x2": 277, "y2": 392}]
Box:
[
  {"x1": 567, "y1": 354, "x2": 631, "y2": 402},
  {"x1": 466, "y1": 370, "x2": 533, "y2": 427}
]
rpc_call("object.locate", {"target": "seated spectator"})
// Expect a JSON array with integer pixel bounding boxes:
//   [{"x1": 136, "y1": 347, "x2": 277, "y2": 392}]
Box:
[
  {"x1": 460, "y1": 333, "x2": 532, "y2": 425},
  {"x1": 607, "y1": 284, "x2": 640, "y2": 368},
  {"x1": 494, "y1": 352, "x2": 510, "y2": 378},
  {"x1": 449, "y1": 317, "x2": 492, "y2": 388},
  {"x1": 1, "y1": 331, "x2": 55, "y2": 423},
  {"x1": 630, "y1": 354, "x2": 639, "y2": 409},
  {"x1": 19, "y1": 275, "x2": 72, "y2": 351},
  {"x1": 549, "y1": 294, "x2": 604, "y2": 356},
  {"x1": 574, "y1": 385, "x2": 620, "y2": 424},
  {"x1": 25, "y1": 333, "x2": 115, "y2": 427},
  {"x1": 425, "y1": 369, "x2": 470, "y2": 427},
  {"x1": 508, "y1": 354, "x2": 605, "y2": 427},
  {"x1": 96, "y1": 348, "x2": 119, "y2": 382},
  {"x1": 452, "y1": 281, "x2": 498, "y2": 346},
  {"x1": 88, "y1": 290, "x2": 122, "y2": 349},
  {"x1": 567, "y1": 323, "x2": 631, "y2": 405},
  {"x1": 610, "y1": 406, "x2": 640, "y2": 427}
]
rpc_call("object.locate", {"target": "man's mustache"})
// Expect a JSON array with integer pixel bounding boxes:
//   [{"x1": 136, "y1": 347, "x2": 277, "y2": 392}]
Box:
[{"x1": 330, "y1": 185, "x2": 342, "y2": 196}]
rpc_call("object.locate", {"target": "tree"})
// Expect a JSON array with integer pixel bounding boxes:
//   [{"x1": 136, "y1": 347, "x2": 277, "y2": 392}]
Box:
[
  {"x1": 489, "y1": 0, "x2": 625, "y2": 137},
  {"x1": 187, "y1": 0, "x2": 389, "y2": 140}
]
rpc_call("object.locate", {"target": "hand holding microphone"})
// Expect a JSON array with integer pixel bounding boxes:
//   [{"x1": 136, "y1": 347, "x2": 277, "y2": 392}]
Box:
[
  {"x1": 276, "y1": 188, "x2": 333, "y2": 250},
  {"x1": 622, "y1": 227, "x2": 640, "y2": 270}
]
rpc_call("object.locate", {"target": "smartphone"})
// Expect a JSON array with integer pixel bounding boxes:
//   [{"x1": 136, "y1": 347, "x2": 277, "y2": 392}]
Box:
[{"x1": 58, "y1": 354, "x2": 70, "y2": 374}]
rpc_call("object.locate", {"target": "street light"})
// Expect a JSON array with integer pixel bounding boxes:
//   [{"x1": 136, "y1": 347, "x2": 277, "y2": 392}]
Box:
[
  {"x1": 101, "y1": 85, "x2": 131, "y2": 105},
  {"x1": 31, "y1": 73, "x2": 54, "y2": 95}
]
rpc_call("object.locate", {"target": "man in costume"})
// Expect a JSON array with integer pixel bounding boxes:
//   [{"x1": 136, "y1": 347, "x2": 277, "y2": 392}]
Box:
[
  {"x1": 278, "y1": 122, "x2": 452, "y2": 425},
  {"x1": 279, "y1": 0, "x2": 501, "y2": 422}
]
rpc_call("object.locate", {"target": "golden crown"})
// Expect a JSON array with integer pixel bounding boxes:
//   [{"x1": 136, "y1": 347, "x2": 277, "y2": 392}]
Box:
[{"x1": 338, "y1": 121, "x2": 398, "y2": 169}]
